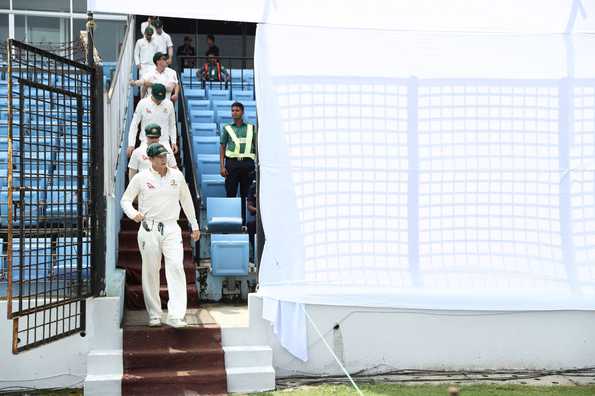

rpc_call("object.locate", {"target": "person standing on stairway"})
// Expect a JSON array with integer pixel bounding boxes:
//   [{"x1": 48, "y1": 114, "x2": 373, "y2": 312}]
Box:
[
  {"x1": 128, "y1": 123, "x2": 177, "y2": 180},
  {"x1": 121, "y1": 143, "x2": 200, "y2": 328},
  {"x1": 127, "y1": 83, "x2": 178, "y2": 157}
]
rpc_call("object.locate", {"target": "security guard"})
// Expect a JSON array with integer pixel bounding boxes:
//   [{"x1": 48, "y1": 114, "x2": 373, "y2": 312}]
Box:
[
  {"x1": 127, "y1": 83, "x2": 177, "y2": 158},
  {"x1": 128, "y1": 123, "x2": 177, "y2": 180},
  {"x1": 219, "y1": 101, "x2": 256, "y2": 199},
  {"x1": 121, "y1": 143, "x2": 200, "y2": 328}
]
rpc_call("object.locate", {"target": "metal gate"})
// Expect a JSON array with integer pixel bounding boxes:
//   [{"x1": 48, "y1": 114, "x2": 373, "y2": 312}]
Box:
[{"x1": 5, "y1": 39, "x2": 97, "y2": 353}]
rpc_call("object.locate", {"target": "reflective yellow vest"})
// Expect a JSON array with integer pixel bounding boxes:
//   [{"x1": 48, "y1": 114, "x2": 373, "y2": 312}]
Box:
[{"x1": 224, "y1": 124, "x2": 256, "y2": 160}]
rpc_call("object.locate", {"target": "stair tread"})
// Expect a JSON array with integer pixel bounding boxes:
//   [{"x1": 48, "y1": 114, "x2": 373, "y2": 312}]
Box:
[
  {"x1": 124, "y1": 345, "x2": 223, "y2": 355},
  {"x1": 123, "y1": 367, "x2": 226, "y2": 381}
]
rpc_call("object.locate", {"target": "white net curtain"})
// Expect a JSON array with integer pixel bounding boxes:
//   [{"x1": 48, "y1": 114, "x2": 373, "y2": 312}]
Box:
[
  {"x1": 90, "y1": 0, "x2": 595, "y2": 359},
  {"x1": 253, "y1": 0, "x2": 595, "y2": 359}
]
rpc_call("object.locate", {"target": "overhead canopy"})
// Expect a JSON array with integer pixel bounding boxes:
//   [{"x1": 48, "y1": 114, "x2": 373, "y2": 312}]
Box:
[{"x1": 90, "y1": 0, "x2": 595, "y2": 33}]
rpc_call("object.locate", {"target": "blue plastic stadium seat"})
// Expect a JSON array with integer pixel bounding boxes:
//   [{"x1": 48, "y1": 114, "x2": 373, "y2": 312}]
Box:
[
  {"x1": 187, "y1": 99, "x2": 211, "y2": 112},
  {"x1": 193, "y1": 136, "x2": 219, "y2": 155},
  {"x1": 207, "y1": 197, "x2": 243, "y2": 233},
  {"x1": 241, "y1": 100, "x2": 257, "y2": 113},
  {"x1": 10, "y1": 237, "x2": 52, "y2": 281},
  {"x1": 182, "y1": 68, "x2": 198, "y2": 79},
  {"x1": 184, "y1": 88, "x2": 207, "y2": 100},
  {"x1": 196, "y1": 154, "x2": 220, "y2": 182},
  {"x1": 191, "y1": 123, "x2": 218, "y2": 137},
  {"x1": 0, "y1": 190, "x2": 43, "y2": 226},
  {"x1": 191, "y1": 110, "x2": 215, "y2": 124},
  {"x1": 43, "y1": 187, "x2": 88, "y2": 223},
  {"x1": 201, "y1": 174, "x2": 226, "y2": 201},
  {"x1": 232, "y1": 91, "x2": 254, "y2": 102},
  {"x1": 211, "y1": 234, "x2": 249, "y2": 276},
  {"x1": 212, "y1": 100, "x2": 235, "y2": 114},
  {"x1": 207, "y1": 89, "x2": 230, "y2": 101},
  {"x1": 54, "y1": 237, "x2": 90, "y2": 280},
  {"x1": 218, "y1": 115, "x2": 233, "y2": 127}
]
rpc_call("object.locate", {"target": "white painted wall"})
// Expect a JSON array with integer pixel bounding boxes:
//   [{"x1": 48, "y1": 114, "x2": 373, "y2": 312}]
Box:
[
  {"x1": 0, "y1": 297, "x2": 122, "y2": 390},
  {"x1": 235, "y1": 295, "x2": 595, "y2": 378}
]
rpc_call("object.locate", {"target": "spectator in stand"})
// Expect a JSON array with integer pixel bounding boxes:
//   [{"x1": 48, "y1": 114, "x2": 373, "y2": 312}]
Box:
[
  {"x1": 199, "y1": 53, "x2": 230, "y2": 84},
  {"x1": 177, "y1": 36, "x2": 196, "y2": 71},
  {"x1": 140, "y1": 16, "x2": 156, "y2": 36},
  {"x1": 127, "y1": 83, "x2": 178, "y2": 157},
  {"x1": 129, "y1": 123, "x2": 177, "y2": 180},
  {"x1": 205, "y1": 34, "x2": 220, "y2": 57},
  {"x1": 153, "y1": 19, "x2": 174, "y2": 66},
  {"x1": 130, "y1": 52, "x2": 179, "y2": 102},
  {"x1": 134, "y1": 27, "x2": 159, "y2": 80}
]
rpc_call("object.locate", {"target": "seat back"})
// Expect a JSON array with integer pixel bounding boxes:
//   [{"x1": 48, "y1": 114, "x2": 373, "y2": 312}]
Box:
[{"x1": 207, "y1": 197, "x2": 243, "y2": 233}]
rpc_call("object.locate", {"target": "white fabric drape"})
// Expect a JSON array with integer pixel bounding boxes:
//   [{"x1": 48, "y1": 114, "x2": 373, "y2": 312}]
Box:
[{"x1": 255, "y1": 1, "x2": 595, "y2": 360}]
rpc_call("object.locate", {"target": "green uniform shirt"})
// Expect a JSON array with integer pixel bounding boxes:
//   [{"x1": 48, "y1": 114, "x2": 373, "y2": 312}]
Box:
[{"x1": 220, "y1": 121, "x2": 257, "y2": 157}]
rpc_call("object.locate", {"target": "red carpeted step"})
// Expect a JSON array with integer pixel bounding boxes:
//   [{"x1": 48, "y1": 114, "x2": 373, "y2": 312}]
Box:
[
  {"x1": 124, "y1": 346, "x2": 224, "y2": 371},
  {"x1": 122, "y1": 367, "x2": 227, "y2": 396},
  {"x1": 119, "y1": 246, "x2": 195, "y2": 286},
  {"x1": 124, "y1": 324, "x2": 222, "y2": 351},
  {"x1": 123, "y1": 261, "x2": 196, "y2": 286},
  {"x1": 122, "y1": 324, "x2": 228, "y2": 394},
  {"x1": 125, "y1": 284, "x2": 200, "y2": 310}
]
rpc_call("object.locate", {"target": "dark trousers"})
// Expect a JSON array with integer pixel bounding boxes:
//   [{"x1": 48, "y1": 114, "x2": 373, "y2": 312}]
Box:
[
  {"x1": 225, "y1": 158, "x2": 255, "y2": 198},
  {"x1": 247, "y1": 220, "x2": 256, "y2": 260}
]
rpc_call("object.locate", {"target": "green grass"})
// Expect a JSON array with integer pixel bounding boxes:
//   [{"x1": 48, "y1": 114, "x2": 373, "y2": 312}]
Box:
[{"x1": 250, "y1": 384, "x2": 595, "y2": 395}]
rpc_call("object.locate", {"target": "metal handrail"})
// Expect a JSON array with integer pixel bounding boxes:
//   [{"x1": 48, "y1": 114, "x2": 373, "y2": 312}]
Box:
[
  {"x1": 177, "y1": 55, "x2": 255, "y2": 96},
  {"x1": 178, "y1": 74, "x2": 202, "y2": 242}
]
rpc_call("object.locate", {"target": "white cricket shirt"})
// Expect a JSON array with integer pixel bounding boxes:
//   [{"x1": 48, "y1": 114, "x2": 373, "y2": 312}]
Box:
[{"x1": 121, "y1": 167, "x2": 199, "y2": 231}]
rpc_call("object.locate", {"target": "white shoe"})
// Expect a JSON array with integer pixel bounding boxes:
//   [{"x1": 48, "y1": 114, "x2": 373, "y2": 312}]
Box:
[
  {"x1": 148, "y1": 318, "x2": 162, "y2": 327},
  {"x1": 165, "y1": 318, "x2": 187, "y2": 328}
]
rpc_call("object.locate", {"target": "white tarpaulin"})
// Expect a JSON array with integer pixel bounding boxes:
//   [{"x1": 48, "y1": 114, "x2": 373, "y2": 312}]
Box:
[
  {"x1": 253, "y1": 1, "x2": 595, "y2": 360},
  {"x1": 90, "y1": 0, "x2": 595, "y2": 360}
]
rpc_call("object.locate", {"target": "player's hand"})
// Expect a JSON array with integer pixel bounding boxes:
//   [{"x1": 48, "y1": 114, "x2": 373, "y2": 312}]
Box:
[
  {"x1": 170, "y1": 93, "x2": 178, "y2": 102},
  {"x1": 220, "y1": 167, "x2": 228, "y2": 178},
  {"x1": 171, "y1": 143, "x2": 178, "y2": 154},
  {"x1": 133, "y1": 213, "x2": 144, "y2": 223},
  {"x1": 191, "y1": 230, "x2": 200, "y2": 241},
  {"x1": 127, "y1": 146, "x2": 135, "y2": 158}
]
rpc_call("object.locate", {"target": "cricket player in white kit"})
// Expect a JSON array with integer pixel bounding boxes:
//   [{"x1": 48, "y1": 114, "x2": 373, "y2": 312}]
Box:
[
  {"x1": 130, "y1": 52, "x2": 179, "y2": 101},
  {"x1": 134, "y1": 27, "x2": 159, "y2": 80},
  {"x1": 121, "y1": 143, "x2": 200, "y2": 328},
  {"x1": 128, "y1": 123, "x2": 177, "y2": 180},
  {"x1": 127, "y1": 83, "x2": 177, "y2": 157}
]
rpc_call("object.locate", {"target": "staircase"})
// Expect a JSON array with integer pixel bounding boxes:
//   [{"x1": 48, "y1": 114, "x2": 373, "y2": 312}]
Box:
[
  {"x1": 117, "y1": 216, "x2": 199, "y2": 309},
  {"x1": 116, "y1": 217, "x2": 228, "y2": 395}
]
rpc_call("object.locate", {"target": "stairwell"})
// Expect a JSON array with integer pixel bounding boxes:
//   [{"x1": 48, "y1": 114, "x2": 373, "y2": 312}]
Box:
[{"x1": 117, "y1": 216, "x2": 229, "y2": 395}]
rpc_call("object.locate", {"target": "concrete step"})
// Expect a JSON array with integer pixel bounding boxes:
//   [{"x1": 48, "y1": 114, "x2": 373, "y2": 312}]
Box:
[
  {"x1": 122, "y1": 367, "x2": 227, "y2": 395},
  {"x1": 86, "y1": 349, "x2": 122, "y2": 377},
  {"x1": 223, "y1": 345, "x2": 272, "y2": 369},
  {"x1": 84, "y1": 374, "x2": 121, "y2": 396},
  {"x1": 226, "y1": 366, "x2": 276, "y2": 394}
]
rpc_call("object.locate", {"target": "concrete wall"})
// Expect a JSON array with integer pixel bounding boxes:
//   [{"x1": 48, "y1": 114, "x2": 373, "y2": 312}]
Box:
[
  {"x1": 239, "y1": 295, "x2": 595, "y2": 378},
  {"x1": 0, "y1": 297, "x2": 122, "y2": 390}
]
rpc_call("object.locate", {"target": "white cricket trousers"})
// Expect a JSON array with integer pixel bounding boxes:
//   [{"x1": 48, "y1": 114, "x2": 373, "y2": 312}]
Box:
[
  {"x1": 138, "y1": 64, "x2": 155, "y2": 80},
  {"x1": 137, "y1": 220, "x2": 186, "y2": 320}
]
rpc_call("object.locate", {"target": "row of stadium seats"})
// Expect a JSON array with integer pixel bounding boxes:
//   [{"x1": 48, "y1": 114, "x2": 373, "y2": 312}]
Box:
[
  {"x1": 0, "y1": 237, "x2": 90, "y2": 281},
  {"x1": 182, "y1": 76, "x2": 256, "y2": 275},
  {"x1": 0, "y1": 73, "x2": 92, "y2": 288}
]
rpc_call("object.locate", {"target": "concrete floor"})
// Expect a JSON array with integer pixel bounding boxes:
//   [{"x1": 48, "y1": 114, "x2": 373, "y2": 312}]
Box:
[{"x1": 123, "y1": 303, "x2": 249, "y2": 328}]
